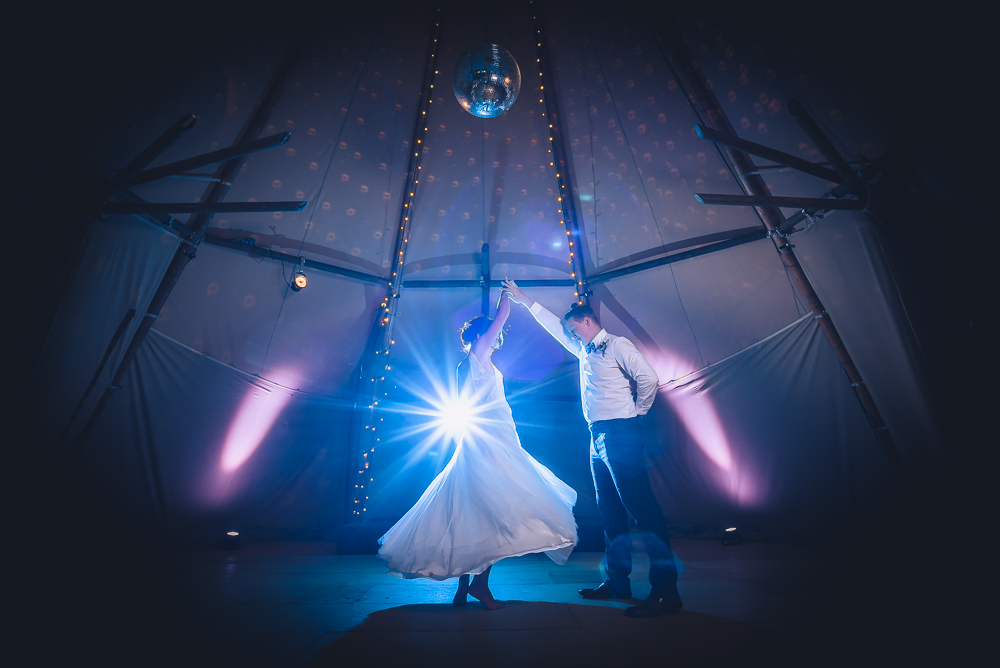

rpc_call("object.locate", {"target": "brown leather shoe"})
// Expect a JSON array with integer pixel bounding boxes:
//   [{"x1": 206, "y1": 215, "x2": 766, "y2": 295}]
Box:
[
  {"x1": 579, "y1": 581, "x2": 632, "y2": 600},
  {"x1": 624, "y1": 594, "x2": 683, "y2": 617}
]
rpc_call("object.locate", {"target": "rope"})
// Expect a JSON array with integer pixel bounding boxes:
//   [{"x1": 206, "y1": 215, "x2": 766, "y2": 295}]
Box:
[
  {"x1": 376, "y1": 39, "x2": 409, "y2": 260},
  {"x1": 582, "y1": 70, "x2": 601, "y2": 264},
  {"x1": 651, "y1": 27, "x2": 769, "y2": 232},
  {"x1": 583, "y1": 22, "x2": 665, "y2": 246},
  {"x1": 147, "y1": 329, "x2": 353, "y2": 400},
  {"x1": 577, "y1": 19, "x2": 708, "y2": 366},
  {"x1": 296, "y1": 29, "x2": 380, "y2": 254},
  {"x1": 261, "y1": 27, "x2": 379, "y2": 374},
  {"x1": 660, "y1": 311, "x2": 814, "y2": 387}
]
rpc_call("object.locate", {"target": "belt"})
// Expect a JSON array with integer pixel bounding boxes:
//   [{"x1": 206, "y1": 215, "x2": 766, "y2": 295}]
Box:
[{"x1": 589, "y1": 416, "x2": 640, "y2": 432}]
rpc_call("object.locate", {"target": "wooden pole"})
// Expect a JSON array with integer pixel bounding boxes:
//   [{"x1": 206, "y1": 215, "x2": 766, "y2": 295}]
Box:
[
  {"x1": 69, "y1": 31, "x2": 310, "y2": 457},
  {"x1": 55, "y1": 308, "x2": 136, "y2": 448},
  {"x1": 651, "y1": 21, "x2": 908, "y2": 479}
]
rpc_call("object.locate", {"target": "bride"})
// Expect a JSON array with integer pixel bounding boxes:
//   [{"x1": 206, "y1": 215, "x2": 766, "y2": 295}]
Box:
[{"x1": 377, "y1": 291, "x2": 578, "y2": 609}]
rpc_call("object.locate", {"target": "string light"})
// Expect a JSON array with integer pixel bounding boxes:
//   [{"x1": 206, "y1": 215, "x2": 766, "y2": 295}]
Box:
[
  {"x1": 352, "y1": 18, "x2": 443, "y2": 517},
  {"x1": 534, "y1": 15, "x2": 588, "y2": 307}
]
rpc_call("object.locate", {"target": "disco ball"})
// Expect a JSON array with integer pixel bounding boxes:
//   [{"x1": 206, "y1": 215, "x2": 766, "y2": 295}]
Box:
[{"x1": 453, "y1": 44, "x2": 521, "y2": 118}]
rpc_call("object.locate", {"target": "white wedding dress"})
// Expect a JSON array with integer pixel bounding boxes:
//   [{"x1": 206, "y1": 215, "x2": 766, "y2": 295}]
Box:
[{"x1": 378, "y1": 351, "x2": 578, "y2": 580}]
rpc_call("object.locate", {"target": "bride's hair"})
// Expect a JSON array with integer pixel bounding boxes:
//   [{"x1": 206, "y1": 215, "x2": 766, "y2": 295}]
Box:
[{"x1": 459, "y1": 315, "x2": 505, "y2": 352}]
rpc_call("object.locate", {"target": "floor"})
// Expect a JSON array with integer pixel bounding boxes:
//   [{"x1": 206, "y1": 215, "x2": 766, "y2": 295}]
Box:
[{"x1": 156, "y1": 539, "x2": 841, "y2": 667}]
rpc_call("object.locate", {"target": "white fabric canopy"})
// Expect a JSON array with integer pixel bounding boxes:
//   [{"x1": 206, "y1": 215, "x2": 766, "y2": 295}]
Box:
[{"x1": 24, "y1": 4, "x2": 941, "y2": 544}]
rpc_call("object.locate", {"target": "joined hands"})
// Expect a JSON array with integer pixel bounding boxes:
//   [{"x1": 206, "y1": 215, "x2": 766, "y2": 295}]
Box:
[{"x1": 502, "y1": 279, "x2": 532, "y2": 307}]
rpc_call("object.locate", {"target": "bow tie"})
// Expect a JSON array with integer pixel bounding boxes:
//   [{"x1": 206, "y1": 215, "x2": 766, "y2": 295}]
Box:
[{"x1": 585, "y1": 339, "x2": 608, "y2": 355}]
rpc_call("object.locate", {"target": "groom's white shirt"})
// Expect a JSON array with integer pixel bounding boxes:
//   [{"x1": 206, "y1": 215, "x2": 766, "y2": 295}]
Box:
[{"x1": 528, "y1": 302, "x2": 659, "y2": 424}]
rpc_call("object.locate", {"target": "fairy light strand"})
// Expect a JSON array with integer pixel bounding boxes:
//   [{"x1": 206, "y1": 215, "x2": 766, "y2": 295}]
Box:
[
  {"x1": 351, "y1": 13, "x2": 443, "y2": 517},
  {"x1": 533, "y1": 14, "x2": 589, "y2": 305}
]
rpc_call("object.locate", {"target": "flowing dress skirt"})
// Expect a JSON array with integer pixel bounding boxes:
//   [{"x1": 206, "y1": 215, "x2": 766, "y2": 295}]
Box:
[{"x1": 377, "y1": 354, "x2": 578, "y2": 580}]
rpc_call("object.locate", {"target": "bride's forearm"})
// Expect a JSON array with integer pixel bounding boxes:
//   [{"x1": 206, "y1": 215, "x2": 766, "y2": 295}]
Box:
[{"x1": 496, "y1": 305, "x2": 512, "y2": 327}]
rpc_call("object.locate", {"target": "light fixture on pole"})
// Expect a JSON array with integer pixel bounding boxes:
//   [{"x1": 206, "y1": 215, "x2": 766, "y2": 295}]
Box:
[{"x1": 291, "y1": 258, "x2": 307, "y2": 292}]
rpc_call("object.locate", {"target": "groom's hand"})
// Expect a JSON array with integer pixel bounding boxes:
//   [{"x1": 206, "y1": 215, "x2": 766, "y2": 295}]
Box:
[{"x1": 502, "y1": 279, "x2": 532, "y2": 307}]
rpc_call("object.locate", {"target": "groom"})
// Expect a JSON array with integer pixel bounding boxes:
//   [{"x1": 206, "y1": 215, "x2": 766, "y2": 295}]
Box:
[{"x1": 503, "y1": 280, "x2": 682, "y2": 617}]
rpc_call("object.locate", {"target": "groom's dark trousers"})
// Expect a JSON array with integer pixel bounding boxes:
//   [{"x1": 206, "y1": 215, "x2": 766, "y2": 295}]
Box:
[{"x1": 590, "y1": 416, "x2": 679, "y2": 597}]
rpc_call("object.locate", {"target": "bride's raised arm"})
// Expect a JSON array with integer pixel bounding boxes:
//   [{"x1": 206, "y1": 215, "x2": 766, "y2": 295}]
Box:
[{"x1": 471, "y1": 291, "x2": 511, "y2": 362}]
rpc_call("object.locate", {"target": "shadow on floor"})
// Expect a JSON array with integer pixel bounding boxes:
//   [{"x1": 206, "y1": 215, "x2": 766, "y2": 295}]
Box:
[{"x1": 307, "y1": 600, "x2": 807, "y2": 667}]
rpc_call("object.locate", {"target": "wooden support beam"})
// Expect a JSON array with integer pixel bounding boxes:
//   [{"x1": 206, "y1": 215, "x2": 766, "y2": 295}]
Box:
[
  {"x1": 55, "y1": 308, "x2": 136, "y2": 448},
  {"x1": 403, "y1": 279, "x2": 575, "y2": 289},
  {"x1": 594, "y1": 226, "x2": 765, "y2": 274},
  {"x1": 104, "y1": 201, "x2": 307, "y2": 215},
  {"x1": 202, "y1": 236, "x2": 385, "y2": 285},
  {"x1": 126, "y1": 132, "x2": 291, "y2": 186},
  {"x1": 70, "y1": 31, "x2": 310, "y2": 458},
  {"x1": 588, "y1": 230, "x2": 769, "y2": 284},
  {"x1": 788, "y1": 99, "x2": 870, "y2": 198},
  {"x1": 693, "y1": 193, "x2": 865, "y2": 211},
  {"x1": 695, "y1": 124, "x2": 843, "y2": 184},
  {"x1": 103, "y1": 115, "x2": 197, "y2": 197},
  {"x1": 653, "y1": 21, "x2": 908, "y2": 479}
]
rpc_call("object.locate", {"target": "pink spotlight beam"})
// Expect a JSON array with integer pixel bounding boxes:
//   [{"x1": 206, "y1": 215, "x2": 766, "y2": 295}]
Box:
[
  {"x1": 650, "y1": 350, "x2": 766, "y2": 508},
  {"x1": 219, "y1": 374, "x2": 297, "y2": 472},
  {"x1": 647, "y1": 349, "x2": 734, "y2": 471},
  {"x1": 664, "y1": 386, "x2": 734, "y2": 471}
]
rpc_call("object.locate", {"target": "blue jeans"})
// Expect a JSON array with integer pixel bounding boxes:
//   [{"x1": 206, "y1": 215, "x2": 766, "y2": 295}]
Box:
[{"x1": 590, "y1": 416, "x2": 679, "y2": 597}]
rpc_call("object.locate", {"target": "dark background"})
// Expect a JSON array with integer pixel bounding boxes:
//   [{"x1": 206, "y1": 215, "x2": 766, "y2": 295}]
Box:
[{"x1": 5, "y1": 1, "x2": 991, "y2": 664}]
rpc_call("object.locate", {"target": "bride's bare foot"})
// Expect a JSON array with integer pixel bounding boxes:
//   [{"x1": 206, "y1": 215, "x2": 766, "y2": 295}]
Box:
[
  {"x1": 453, "y1": 575, "x2": 470, "y2": 606},
  {"x1": 468, "y1": 578, "x2": 505, "y2": 610}
]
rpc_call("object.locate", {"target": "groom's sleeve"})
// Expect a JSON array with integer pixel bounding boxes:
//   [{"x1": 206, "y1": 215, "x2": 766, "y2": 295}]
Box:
[
  {"x1": 528, "y1": 302, "x2": 581, "y2": 357},
  {"x1": 614, "y1": 338, "x2": 659, "y2": 415}
]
